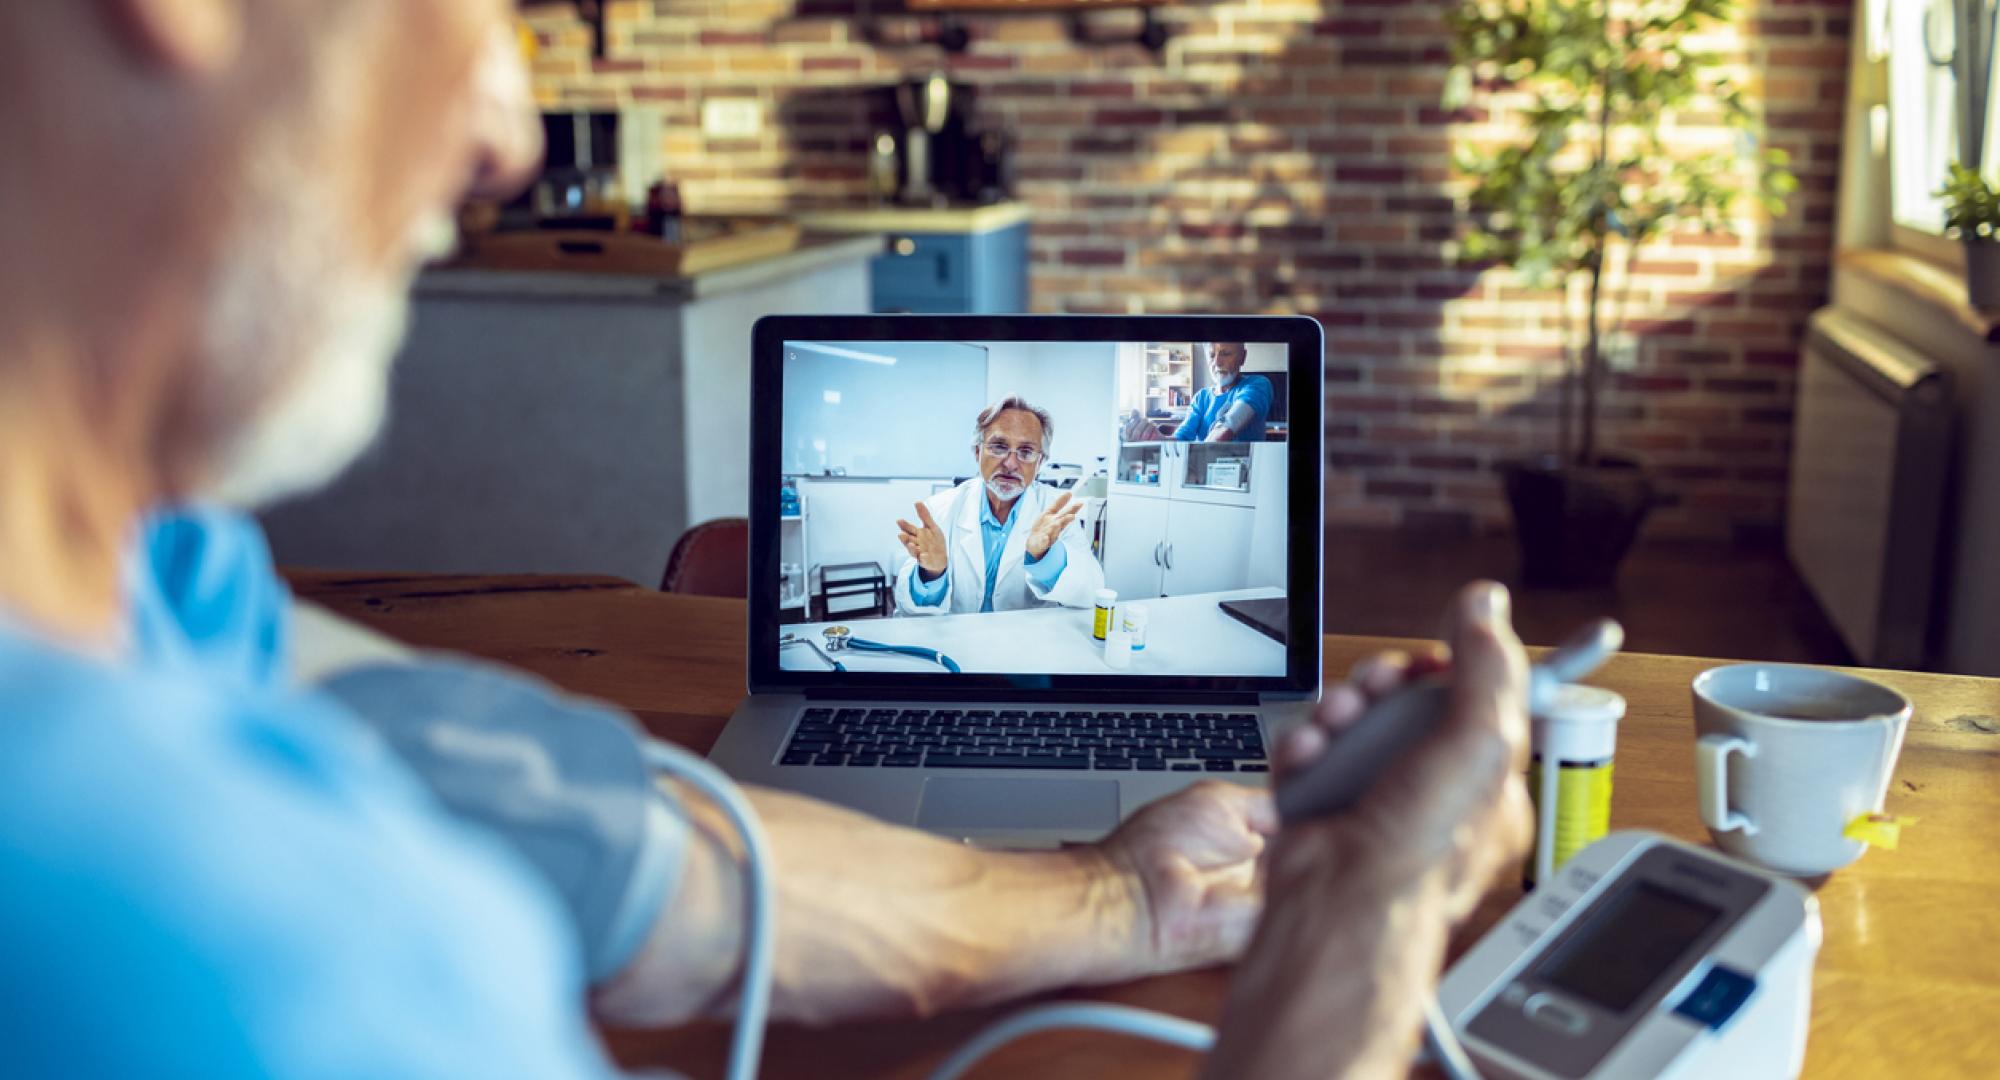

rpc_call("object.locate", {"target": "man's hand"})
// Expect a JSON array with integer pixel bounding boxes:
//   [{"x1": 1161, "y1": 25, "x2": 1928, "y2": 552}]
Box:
[
  {"x1": 1121, "y1": 410, "x2": 1162, "y2": 442},
  {"x1": 1203, "y1": 582, "x2": 1534, "y2": 1080},
  {"x1": 1091, "y1": 781, "x2": 1276, "y2": 980},
  {"x1": 896, "y1": 502, "x2": 948, "y2": 581},
  {"x1": 1023, "y1": 492, "x2": 1082, "y2": 560}
]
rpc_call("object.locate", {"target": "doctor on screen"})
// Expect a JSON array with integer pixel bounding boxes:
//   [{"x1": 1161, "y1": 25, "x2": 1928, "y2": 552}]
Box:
[{"x1": 893, "y1": 396, "x2": 1106, "y2": 615}]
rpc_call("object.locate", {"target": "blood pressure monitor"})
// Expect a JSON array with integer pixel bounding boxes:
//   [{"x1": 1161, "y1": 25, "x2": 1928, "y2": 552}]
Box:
[{"x1": 1439, "y1": 831, "x2": 1822, "y2": 1080}]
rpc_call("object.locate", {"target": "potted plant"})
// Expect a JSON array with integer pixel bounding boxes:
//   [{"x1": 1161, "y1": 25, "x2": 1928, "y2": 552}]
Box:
[
  {"x1": 1444, "y1": 0, "x2": 1798, "y2": 586},
  {"x1": 1942, "y1": 162, "x2": 2000, "y2": 310}
]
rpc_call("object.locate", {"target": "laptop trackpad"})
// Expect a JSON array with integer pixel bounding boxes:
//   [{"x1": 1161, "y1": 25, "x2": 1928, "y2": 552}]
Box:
[{"x1": 916, "y1": 777, "x2": 1120, "y2": 832}]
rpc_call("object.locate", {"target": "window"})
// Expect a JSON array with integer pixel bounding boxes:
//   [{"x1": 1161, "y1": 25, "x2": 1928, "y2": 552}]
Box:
[{"x1": 1882, "y1": 0, "x2": 2000, "y2": 264}]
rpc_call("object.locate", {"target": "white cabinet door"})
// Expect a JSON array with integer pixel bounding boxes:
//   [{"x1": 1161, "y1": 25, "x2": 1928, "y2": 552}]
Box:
[
  {"x1": 1162, "y1": 503, "x2": 1255, "y2": 597},
  {"x1": 1112, "y1": 441, "x2": 1171, "y2": 496},
  {"x1": 1102, "y1": 492, "x2": 1172, "y2": 600},
  {"x1": 1172, "y1": 443, "x2": 1264, "y2": 508}
]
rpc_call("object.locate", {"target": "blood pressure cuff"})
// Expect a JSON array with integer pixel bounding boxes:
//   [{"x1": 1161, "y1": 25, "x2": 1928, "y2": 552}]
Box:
[
  {"x1": 1221, "y1": 399, "x2": 1259, "y2": 434},
  {"x1": 321, "y1": 662, "x2": 684, "y2": 986}
]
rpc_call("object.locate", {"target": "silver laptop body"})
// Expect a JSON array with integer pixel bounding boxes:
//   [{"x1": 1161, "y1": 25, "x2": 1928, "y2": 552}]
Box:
[{"x1": 710, "y1": 315, "x2": 1324, "y2": 847}]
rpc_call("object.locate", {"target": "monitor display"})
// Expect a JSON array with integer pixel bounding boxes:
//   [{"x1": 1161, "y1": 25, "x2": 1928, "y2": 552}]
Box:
[
  {"x1": 773, "y1": 338, "x2": 1292, "y2": 679},
  {"x1": 1539, "y1": 881, "x2": 1725, "y2": 1013}
]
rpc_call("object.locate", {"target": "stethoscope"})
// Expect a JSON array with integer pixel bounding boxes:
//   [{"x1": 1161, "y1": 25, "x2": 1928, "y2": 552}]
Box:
[{"x1": 780, "y1": 625, "x2": 962, "y2": 674}]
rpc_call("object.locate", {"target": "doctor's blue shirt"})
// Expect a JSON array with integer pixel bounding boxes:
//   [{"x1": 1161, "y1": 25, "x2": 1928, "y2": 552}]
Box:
[
  {"x1": 908, "y1": 490, "x2": 1067, "y2": 612},
  {"x1": 0, "y1": 508, "x2": 619, "y2": 1078},
  {"x1": 1175, "y1": 374, "x2": 1273, "y2": 442}
]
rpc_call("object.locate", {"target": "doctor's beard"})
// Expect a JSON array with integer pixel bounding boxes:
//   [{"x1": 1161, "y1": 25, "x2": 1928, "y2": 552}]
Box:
[{"x1": 986, "y1": 471, "x2": 1026, "y2": 503}]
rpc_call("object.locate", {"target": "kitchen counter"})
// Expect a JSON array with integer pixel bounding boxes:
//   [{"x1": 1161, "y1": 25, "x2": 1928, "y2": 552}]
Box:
[
  {"x1": 258, "y1": 229, "x2": 879, "y2": 584},
  {"x1": 417, "y1": 232, "x2": 886, "y2": 303},
  {"x1": 795, "y1": 202, "x2": 1032, "y2": 235}
]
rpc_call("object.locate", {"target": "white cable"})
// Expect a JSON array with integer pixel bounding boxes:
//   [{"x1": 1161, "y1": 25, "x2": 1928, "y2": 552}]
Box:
[
  {"x1": 641, "y1": 740, "x2": 775, "y2": 1080},
  {"x1": 925, "y1": 1002, "x2": 1216, "y2": 1080},
  {"x1": 925, "y1": 999, "x2": 1482, "y2": 1080},
  {"x1": 1424, "y1": 996, "x2": 1484, "y2": 1080}
]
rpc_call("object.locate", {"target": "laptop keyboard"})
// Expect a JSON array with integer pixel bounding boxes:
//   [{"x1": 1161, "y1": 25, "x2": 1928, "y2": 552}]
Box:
[{"x1": 778, "y1": 708, "x2": 1270, "y2": 773}]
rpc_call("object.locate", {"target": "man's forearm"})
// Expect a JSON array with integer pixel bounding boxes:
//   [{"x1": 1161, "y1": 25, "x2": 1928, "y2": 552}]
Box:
[{"x1": 593, "y1": 783, "x2": 1144, "y2": 1028}]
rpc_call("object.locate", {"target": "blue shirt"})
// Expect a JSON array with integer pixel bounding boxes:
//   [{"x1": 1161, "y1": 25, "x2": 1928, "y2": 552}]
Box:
[
  {"x1": 1175, "y1": 374, "x2": 1274, "y2": 442},
  {"x1": 909, "y1": 490, "x2": 1067, "y2": 612},
  {"x1": 0, "y1": 508, "x2": 618, "y2": 1078}
]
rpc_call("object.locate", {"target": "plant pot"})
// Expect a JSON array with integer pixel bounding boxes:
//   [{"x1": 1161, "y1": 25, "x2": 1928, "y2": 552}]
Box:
[
  {"x1": 1498, "y1": 454, "x2": 1658, "y2": 588},
  {"x1": 1965, "y1": 239, "x2": 2000, "y2": 311}
]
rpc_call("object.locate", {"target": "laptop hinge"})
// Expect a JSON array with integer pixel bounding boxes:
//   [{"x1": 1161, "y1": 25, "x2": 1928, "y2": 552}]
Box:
[{"x1": 801, "y1": 687, "x2": 1265, "y2": 706}]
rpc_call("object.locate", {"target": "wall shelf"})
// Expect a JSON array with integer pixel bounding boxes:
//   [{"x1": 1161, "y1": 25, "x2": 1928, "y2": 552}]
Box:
[{"x1": 863, "y1": 0, "x2": 1171, "y2": 54}]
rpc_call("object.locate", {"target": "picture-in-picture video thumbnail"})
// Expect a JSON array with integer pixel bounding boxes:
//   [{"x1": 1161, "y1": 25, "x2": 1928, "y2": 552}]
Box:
[{"x1": 776, "y1": 339, "x2": 1293, "y2": 677}]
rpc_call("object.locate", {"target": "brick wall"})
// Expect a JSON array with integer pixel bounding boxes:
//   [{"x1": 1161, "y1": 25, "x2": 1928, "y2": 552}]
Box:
[{"x1": 523, "y1": 0, "x2": 1851, "y2": 541}]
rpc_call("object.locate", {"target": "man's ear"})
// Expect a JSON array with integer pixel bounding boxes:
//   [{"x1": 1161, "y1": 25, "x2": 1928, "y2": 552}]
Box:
[{"x1": 102, "y1": 0, "x2": 245, "y2": 76}]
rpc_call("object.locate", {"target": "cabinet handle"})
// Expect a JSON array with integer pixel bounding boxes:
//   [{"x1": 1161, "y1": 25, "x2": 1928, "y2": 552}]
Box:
[
  {"x1": 1164, "y1": 543, "x2": 1175, "y2": 571},
  {"x1": 1153, "y1": 541, "x2": 1163, "y2": 566},
  {"x1": 891, "y1": 236, "x2": 917, "y2": 257}
]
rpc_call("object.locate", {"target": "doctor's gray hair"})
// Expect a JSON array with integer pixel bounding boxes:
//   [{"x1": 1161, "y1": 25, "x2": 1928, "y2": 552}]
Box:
[{"x1": 973, "y1": 396, "x2": 1054, "y2": 452}]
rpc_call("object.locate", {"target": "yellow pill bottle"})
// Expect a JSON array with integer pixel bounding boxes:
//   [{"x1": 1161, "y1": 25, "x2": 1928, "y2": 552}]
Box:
[
  {"x1": 1525, "y1": 684, "x2": 1626, "y2": 888},
  {"x1": 1092, "y1": 588, "x2": 1117, "y2": 642}
]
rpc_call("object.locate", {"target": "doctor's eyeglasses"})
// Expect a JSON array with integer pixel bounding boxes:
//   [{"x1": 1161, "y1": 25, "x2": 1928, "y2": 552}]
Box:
[{"x1": 978, "y1": 441, "x2": 1044, "y2": 466}]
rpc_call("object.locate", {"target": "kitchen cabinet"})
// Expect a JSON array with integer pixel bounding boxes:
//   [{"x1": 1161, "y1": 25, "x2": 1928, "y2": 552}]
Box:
[{"x1": 798, "y1": 203, "x2": 1031, "y2": 314}]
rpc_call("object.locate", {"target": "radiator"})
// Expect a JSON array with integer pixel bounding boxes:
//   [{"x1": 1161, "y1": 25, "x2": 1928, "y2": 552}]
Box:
[{"x1": 1786, "y1": 308, "x2": 1953, "y2": 668}]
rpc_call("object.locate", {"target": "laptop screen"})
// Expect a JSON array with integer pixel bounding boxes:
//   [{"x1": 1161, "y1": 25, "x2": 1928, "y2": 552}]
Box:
[{"x1": 767, "y1": 333, "x2": 1301, "y2": 684}]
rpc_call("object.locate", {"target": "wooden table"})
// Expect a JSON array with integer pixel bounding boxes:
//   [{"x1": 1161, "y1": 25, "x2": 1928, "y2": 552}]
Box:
[{"x1": 289, "y1": 571, "x2": 2000, "y2": 1080}]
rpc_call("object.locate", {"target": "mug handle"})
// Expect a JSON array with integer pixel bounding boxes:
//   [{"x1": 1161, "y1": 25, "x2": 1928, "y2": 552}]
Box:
[{"x1": 1696, "y1": 735, "x2": 1759, "y2": 835}]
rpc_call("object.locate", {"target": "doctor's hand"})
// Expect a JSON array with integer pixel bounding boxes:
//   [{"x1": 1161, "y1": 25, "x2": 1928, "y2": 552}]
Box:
[
  {"x1": 1202, "y1": 582, "x2": 1534, "y2": 1080},
  {"x1": 1024, "y1": 492, "x2": 1083, "y2": 560},
  {"x1": 896, "y1": 503, "x2": 949, "y2": 581}
]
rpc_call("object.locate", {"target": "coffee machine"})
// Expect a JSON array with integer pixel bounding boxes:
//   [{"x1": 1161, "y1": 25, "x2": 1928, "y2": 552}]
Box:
[{"x1": 878, "y1": 74, "x2": 1011, "y2": 206}]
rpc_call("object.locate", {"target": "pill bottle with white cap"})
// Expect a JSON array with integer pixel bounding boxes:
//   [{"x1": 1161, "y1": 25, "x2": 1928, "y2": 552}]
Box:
[
  {"x1": 1525, "y1": 683, "x2": 1626, "y2": 888},
  {"x1": 1104, "y1": 626, "x2": 1133, "y2": 670},
  {"x1": 1092, "y1": 589, "x2": 1118, "y2": 642},
  {"x1": 1121, "y1": 604, "x2": 1149, "y2": 651}
]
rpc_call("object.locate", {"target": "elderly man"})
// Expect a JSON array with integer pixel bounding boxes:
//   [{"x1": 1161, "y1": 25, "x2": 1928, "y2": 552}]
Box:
[
  {"x1": 894, "y1": 396, "x2": 1105, "y2": 615},
  {"x1": 0, "y1": 2, "x2": 1530, "y2": 1078},
  {"x1": 1123, "y1": 341, "x2": 1276, "y2": 443}
]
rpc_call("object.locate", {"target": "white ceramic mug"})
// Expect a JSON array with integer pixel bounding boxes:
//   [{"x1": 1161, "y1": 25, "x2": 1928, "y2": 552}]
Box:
[{"x1": 1691, "y1": 664, "x2": 1911, "y2": 876}]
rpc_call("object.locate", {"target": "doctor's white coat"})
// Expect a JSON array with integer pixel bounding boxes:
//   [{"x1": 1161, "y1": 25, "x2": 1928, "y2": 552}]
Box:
[{"x1": 892, "y1": 478, "x2": 1105, "y2": 615}]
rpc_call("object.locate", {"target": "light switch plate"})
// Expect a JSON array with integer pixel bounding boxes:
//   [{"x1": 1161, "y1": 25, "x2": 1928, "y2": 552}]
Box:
[{"x1": 702, "y1": 98, "x2": 764, "y2": 139}]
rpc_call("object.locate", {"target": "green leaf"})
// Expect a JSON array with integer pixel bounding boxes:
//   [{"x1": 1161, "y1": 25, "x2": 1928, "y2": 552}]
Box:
[
  {"x1": 1443, "y1": 65, "x2": 1474, "y2": 110},
  {"x1": 1939, "y1": 161, "x2": 2000, "y2": 235},
  {"x1": 1444, "y1": 0, "x2": 1792, "y2": 431}
]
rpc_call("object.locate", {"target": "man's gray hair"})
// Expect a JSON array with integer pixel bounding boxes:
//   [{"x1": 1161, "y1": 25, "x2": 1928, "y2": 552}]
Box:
[
  {"x1": 973, "y1": 395, "x2": 1054, "y2": 451},
  {"x1": 1206, "y1": 341, "x2": 1248, "y2": 357}
]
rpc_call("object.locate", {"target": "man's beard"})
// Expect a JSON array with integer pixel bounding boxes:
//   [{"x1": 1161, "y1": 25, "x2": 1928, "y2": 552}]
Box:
[
  {"x1": 201, "y1": 269, "x2": 409, "y2": 510},
  {"x1": 188, "y1": 23, "x2": 441, "y2": 512},
  {"x1": 986, "y1": 472, "x2": 1026, "y2": 503},
  {"x1": 194, "y1": 154, "x2": 439, "y2": 510},
  {"x1": 1211, "y1": 363, "x2": 1238, "y2": 389}
]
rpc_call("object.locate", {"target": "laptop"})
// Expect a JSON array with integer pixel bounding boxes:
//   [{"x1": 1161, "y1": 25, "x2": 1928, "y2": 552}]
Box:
[{"x1": 709, "y1": 315, "x2": 1324, "y2": 846}]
